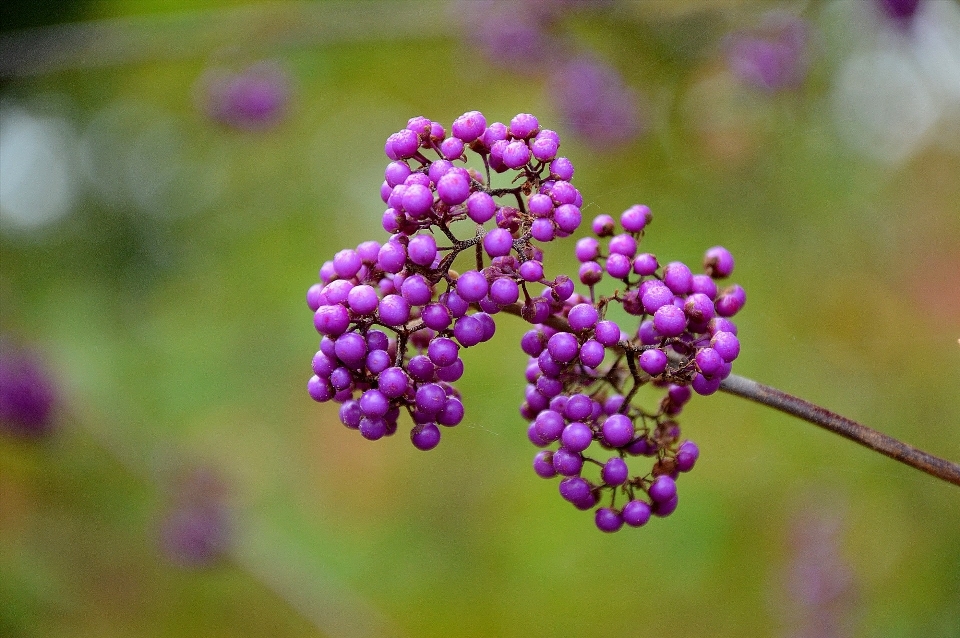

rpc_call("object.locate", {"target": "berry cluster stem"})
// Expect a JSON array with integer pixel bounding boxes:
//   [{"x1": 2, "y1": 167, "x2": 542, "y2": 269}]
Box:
[
  {"x1": 498, "y1": 301, "x2": 960, "y2": 488},
  {"x1": 718, "y1": 374, "x2": 960, "y2": 487}
]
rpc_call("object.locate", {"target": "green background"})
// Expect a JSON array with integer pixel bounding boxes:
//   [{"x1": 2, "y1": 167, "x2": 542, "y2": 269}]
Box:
[{"x1": 2, "y1": 1, "x2": 959, "y2": 637}]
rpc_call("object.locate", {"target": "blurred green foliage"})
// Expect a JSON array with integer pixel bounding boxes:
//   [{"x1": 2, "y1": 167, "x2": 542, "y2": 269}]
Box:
[{"x1": 2, "y1": 1, "x2": 959, "y2": 637}]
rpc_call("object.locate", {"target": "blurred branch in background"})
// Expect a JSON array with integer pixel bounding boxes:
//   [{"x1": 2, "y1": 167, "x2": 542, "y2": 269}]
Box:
[{"x1": 0, "y1": 1, "x2": 447, "y2": 78}]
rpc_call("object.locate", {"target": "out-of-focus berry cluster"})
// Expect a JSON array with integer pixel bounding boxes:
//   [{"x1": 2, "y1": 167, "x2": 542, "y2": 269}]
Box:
[
  {"x1": 520, "y1": 207, "x2": 745, "y2": 532},
  {"x1": 307, "y1": 111, "x2": 583, "y2": 450}
]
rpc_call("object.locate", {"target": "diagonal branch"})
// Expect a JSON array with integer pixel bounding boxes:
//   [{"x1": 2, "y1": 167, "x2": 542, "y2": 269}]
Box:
[{"x1": 498, "y1": 301, "x2": 960, "y2": 487}]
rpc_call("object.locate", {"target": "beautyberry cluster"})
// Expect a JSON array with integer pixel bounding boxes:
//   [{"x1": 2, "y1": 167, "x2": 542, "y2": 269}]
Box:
[
  {"x1": 307, "y1": 111, "x2": 583, "y2": 451},
  {"x1": 305, "y1": 111, "x2": 747, "y2": 533},
  {"x1": 520, "y1": 208, "x2": 745, "y2": 532}
]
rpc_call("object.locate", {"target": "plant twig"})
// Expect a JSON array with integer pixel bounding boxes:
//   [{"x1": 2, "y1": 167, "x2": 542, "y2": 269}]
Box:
[
  {"x1": 718, "y1": 374, "x2": 960, "y2": 487},
  {"x1": 498, "y1": 301, "x2": 960, "y2": 487}
]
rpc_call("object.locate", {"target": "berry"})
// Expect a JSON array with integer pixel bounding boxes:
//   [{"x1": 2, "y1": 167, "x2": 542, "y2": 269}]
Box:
[
  {"x1": 622, "y1": 500, "x2": 652, "y2": 527},
  {"x1": 595, "y1": 508, "x2": 624, "y2": 533},
  {"x1": 601, "y1": 414, "x2": 634, "y2": 448}
]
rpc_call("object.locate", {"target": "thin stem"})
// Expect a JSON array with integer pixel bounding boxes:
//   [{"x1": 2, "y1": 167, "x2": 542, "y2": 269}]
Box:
[
  {"x1": 498, "y1": 302, "x2": 960, "y2": 487},
  {"x1": 719, "y1": 374, "x2": 960, "y2": 487}
]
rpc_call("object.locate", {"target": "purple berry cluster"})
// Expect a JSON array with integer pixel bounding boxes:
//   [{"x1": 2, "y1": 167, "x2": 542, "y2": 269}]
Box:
[
  {"x1": 307, "y1": 111, "x2": 584, "y2": 450},
  {"x1": 520, "y1": 207, "x2": 745, "y2": 532},
  {"x1": 305, "y1": 111, "x2": 746, "y2": 532}
]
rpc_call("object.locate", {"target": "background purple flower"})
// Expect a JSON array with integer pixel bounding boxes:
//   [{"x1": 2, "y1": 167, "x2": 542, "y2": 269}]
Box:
[
  {"x1": 548, "y1": 56, "x2": 644, "y2": 148},
  {"x1": 199, "y1": 61, "x2": 292, "y2": 130},
  {"x1": 158, "y1": 467, "x2": 231, "y2": 567},
  {"x1": 725, "y1": 12, "x2": 811, "y2": 92},
  {"x1": 875, "y1": 0, "x2": 923, "y2": 23},
  {"x1": 0, "y1": 338, "x2": 57, "y2": 437}
]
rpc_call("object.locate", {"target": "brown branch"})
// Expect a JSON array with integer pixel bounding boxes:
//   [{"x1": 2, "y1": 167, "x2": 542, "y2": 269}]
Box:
[
  {"x1": 497, "y1": 302, "x2": 960, "y2": 487},
  {"x1": 718, "y1": 374, "x2": 960, "y2": 487}
]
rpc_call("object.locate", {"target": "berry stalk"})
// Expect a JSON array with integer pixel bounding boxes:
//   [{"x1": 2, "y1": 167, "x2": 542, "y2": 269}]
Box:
[
  {"x1": 718, "y1": 374, "x2": 960, "y2": 487},
  {"x1": 496, "y1": 300, "x2": 960, "y2": 487}
]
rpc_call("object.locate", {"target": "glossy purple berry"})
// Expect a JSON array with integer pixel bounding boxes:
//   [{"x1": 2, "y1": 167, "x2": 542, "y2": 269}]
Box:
[
  {"x1": 553, "y1": 448, "x2": 584, "y2": 476},
  {"x1": 639, "y1": 349, "x2": 668, "y2": 376},
  {"x1": 559, "y1": 477, "x2": 591, "y2": 503},
  {"x1": 467, "y1": 192, "x2": 496, "y2": 224},
  {"x1": 649, "y1": 475, "x2": 677, "y2": 503},
  {"x1": 653, "y1": 305, "x2": 686, "y2": 337},
  {"x1": 484, "y1": 228, "x2": 514, "y2": 257},
  {"x1": 711, "y1": 331, "x2": 740, "y2": 362},
  {"x1": 452, "y1": 110, "x2": 486, "y2": 142},
  {"x1": 622, "y1": 500, "x2": 652, "y2": 527},
  {"x1": 620, "y1": 204, "x2": 651, "y2": 232},
  {"x1": 456, "y1": 270, "x2": 489, "y2": 303},
  {"x1": 601, "y1": 457, "x2": 629, "y2": 485},
  {"x1": 601, "y1": 414, "x2": 634, "y2": 448},
  {"x1": 547, "y1": 332, "x2": 579, "y2": 364},
  {"x1": 408, "y1": 234, "x2": 438, "y2": 266},
  {"x1": 533, "y1": 450, "x2": 557, "y2": 478},
  {"x1": 437, "y1": 171, "x2": 470, "y2": 205},
  {"x1": 411, "y1": 423, "x2": 441, "y2": 450},
  {"x1": 579, "y1": 340, "x2": 605, "y2": 368},
  {"x1": 595, "y1": 508, "x2": 624, "y2": 533},
  {"x1": 561, "y1": 422, "x2": 593, "y2": 453},
  {"x1": 715, "y1": 284, "x2": 746, "y2": 317},
  {"x1": 663, "y1": 262, "x2": 693, "y2": 295},
  {"x1": 675, "y1": 440, "x2": 700, "y2": 472}
]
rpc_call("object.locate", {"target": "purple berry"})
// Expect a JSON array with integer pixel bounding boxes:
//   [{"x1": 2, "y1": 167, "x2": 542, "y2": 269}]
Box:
[
  {"x1": 663, "y1": 262, "x2": 693, "y2": 295},
  {"x1": 579, "y1": 340, "x2": 605, "y2": 368},
  {"x1": 595, "y1": 508, "x2": 624, "y2": 533},
  {"x1": 601, "y1": 414, "x2": 634, "y2": 448},
  {"x1": 608, "y1": 234, "x2": 637, "y2": 257},
  {"x1": 675, "y1": 440, "x2": 700, "y2": 472},
  {"x1": 591, "y1": 214, "x2": 615, "y2": 237},
  {"x1": 378, "y1": 294, "x2": 410, "y2": 326},
  {"x1": 453, "y1": 315, "x2": 484, "y2": 347},
  {"x1": 546, "y1": 332, "x2": 579, "y2": 364},
  {"x1": 456, "y1": 270, "x2": 489, "y2": 303},
  {"x1": 436, "y1": 171, "x2": 470, "y2": 205},
  {"x1": 346, "y1": 285, "x2": 379, "y2": 315},
  {"x1": 622, "y1": 500, "x2": 652, "y2": 527},
  {"x1": 553, "y1": 448, "x2": 584, "y2": 476},
  {"x1": 594, "y1": 320, "x2": 621, "y2": 347},
  {"x1": 601, "y1": 457, "x2": 629, "y2": 485},
  {"x1": 653, "y1": 305, "x2": 686, "y2": 338},
  {"x1": 314, "y1": 304, "x2": 350, "y2": 336},
  {"x1": 561, "y1": 422, "x2": 593, "y2": 453},
  {"x1": 704, "y1": 246, "x2": 735, "y2": 278},
  {"x1": 639, "y1": 349, "x2": 668, "y2": 376},
  {"x1": 427, "y1": 337, "x2": 459, "y2": 367},
  {"x1": 648, "y1": 475, "x2": 677, "y2": 503},
  {"x1": 533, "y1": 450, "x2": 557, "y2": 478},
  {"x1": 711, "y1": 331, "x2": 740, "y2": 362},
  {"x1": 715, "y1": 285, "x2": 746, "y2": 317},
  {"x1": 559, "y1": 476, "x2": 591, "y2": 503},
  {"x1": 519, "y1": 260, "x2": 544, "y2": 282},
  {"x1": 452, "y1": 110, "x2": 486, "y2": 142},
  {"x1": 422, "y1": 303, "x2": 452, "y2": 331},
  {"x1": 483, "y1": 228, "x2": 514, "y2": 257},
  {"x1": 633, "y1": 253, "x2": 658, "y2": 276},
  {"x1": 408, "y1": 234, "x2": 438, "y2": 266},
  {"x1": 466, "y1": 192, "x2": 496, "y2": 224},
  {"x1": 501, "y1": 140, "x2": 531, "y2": 168},
  {"x1": 411, "y1": 423, "x2": 441, "y2": 450},
  {"x1": 490, "y1": 277, "x2": 520, "y2": 306},
  {"x1": 620, "y1": 204, "x2": 651, "y2": 232}
]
